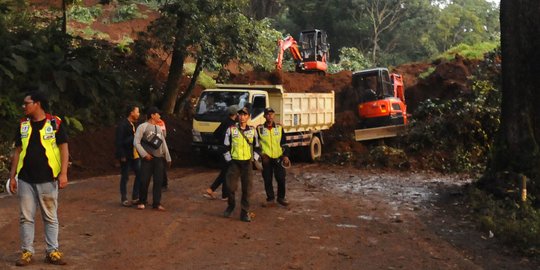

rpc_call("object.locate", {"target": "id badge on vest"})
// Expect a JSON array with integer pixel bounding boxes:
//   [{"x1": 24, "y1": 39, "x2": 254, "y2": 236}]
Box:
[{"x1": 43, "y1": 125, "x2": 56, "y2": 140}]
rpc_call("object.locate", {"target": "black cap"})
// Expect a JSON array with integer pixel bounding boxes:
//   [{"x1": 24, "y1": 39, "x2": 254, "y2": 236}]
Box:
[
  {"x1": 264, "y1": 107, "x2": 275, "y2": 114},
  {"x1": 237, "y1": 106, "x2": 249, "y2": 115},
  {"x1": 227, "y1": 105, "x2": 239, "y2": 115},
  {"x1": 146, "y1": 106, "x2": 161, "y2": 116}
]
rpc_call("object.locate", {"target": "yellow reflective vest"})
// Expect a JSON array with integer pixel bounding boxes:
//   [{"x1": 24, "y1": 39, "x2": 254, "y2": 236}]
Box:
[
  {"x1": 257, "y1": 124, "x2": 284, "y2": 159},
  {"x1": 17, "y1": 115, "x2": 62, "y2": 177},
  {"x1": 229, "y1": 125, "x2": 256, "y2": 161}
]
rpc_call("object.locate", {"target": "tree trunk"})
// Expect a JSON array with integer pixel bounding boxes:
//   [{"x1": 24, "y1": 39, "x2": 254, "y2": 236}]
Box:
[
  {"x1": 175, "y1": 57, "x2": 204, "y2": 116},
  {"x1": 482, "y1": 0, "x2": 540, "y2": 199},
  {"x1": 62, "y1": 0, "x2": 67, "y2": 34},
  {"x1": 249, "y1": 0, "x2": 281, "y2": 20},
  {"x1": 162, "y1": 32, "x2": 187, "y2": 115}
]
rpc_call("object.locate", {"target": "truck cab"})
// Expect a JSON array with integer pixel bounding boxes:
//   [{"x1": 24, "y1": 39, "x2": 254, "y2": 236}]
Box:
[{"x1": 192, "y1": 87, "x2": 269, "y2": 152}]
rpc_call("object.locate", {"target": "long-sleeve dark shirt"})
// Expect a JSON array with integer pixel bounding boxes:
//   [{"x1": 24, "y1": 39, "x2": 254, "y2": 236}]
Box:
[
  {"x1": 214, "y1": 116, "x2": 237, "y2": 145},
  {"x1": 115, "y1": 118, "x2": 137, "y2": 159}
]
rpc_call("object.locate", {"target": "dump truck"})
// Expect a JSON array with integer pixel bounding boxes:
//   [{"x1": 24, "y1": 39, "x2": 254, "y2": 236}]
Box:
[{"x1": 192, "y1": 84, "x2": 335, "y2": 161}]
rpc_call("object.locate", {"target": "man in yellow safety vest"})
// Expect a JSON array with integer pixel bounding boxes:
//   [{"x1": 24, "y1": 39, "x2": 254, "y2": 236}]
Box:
[
  {"x1": 257, "y1": 107, "x2": 290, "y2": 207},
  {"x1": 223, "y1": 105, "x2": 259, "y2": 222},
  {"x1": 9, "y1": 91, "x2": 69, "y2": 266}
]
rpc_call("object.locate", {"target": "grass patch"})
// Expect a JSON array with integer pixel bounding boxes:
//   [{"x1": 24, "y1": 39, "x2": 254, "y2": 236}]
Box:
[
  {"x1": 68, "y1": 26, "x2": 110, "y2": 40},
  {"x1": 467, "y1": 187, "x2": 540, "y2": 255},
  {"x1": 68, "y1": 5, "x2": 103, "y2": 24},
  {"x1": 437, "y1": 42, "x2": 499, "y2": 61},
  {"x1": 184, "y1": 63, "x2": 216, "y2": 89},
  {"x1": 111, "y1": 4, "x2": 147, "y2": 23},
  {"x1": 418, "y1": 66, "x2": 435, "y2": 79},
  {"x1": 116, "y1": 36, "x2": 134, "y2": 54}
]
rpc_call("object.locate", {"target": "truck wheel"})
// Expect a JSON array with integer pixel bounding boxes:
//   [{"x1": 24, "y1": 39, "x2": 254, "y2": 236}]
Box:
[{"x1": 308, "y1": 136, "x2": 322, "y2": 162}]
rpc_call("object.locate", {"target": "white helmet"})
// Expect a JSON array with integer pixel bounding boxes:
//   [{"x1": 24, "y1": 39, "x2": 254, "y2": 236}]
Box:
[{"x1": 5, "y1": 177, "x2": 16, "y2": 195}]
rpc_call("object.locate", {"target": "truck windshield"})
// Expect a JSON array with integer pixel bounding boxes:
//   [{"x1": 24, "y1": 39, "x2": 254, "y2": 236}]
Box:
[{"x1": 194, "y1": 91, "x2": 249, "y2": 122}]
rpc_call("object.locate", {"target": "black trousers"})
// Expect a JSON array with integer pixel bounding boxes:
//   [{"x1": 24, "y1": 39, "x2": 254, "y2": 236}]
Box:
[
  {"x1": 262, "y1": 157, "x2": 286, "y2": 201},
  {"x1": 139, "y1": 157, "x2": 165, "y2": 208},
  {"x1": 226, "y1": 160, "x2": 253, "y2": 212},
  {"x1": 210, "y1": 158, "x2": 229, "y2": 198}
]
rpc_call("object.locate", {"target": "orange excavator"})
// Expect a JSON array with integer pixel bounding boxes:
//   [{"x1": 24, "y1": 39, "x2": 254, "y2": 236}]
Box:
[
  {"x1": 275, "y1": 29, "x2": 329, "y2": 74},
  {"x1": 352, "y1": 67, "x2": 408, "y2": 141}
]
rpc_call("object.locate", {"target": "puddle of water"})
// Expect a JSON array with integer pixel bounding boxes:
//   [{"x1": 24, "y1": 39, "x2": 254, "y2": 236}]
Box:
[{"x1": 336, "y1": 224, "x2": 358, "y2": 228}]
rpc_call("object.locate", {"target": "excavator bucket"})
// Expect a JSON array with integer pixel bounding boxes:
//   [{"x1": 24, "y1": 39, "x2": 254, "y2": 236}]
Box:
[{"x1": 354, "y1": 124, "x2": 406, "y2": 141}]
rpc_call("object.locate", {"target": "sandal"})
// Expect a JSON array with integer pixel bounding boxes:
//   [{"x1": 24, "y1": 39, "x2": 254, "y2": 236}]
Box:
[
  {"x1": 154, "y1": 205, "x2": 166, "y2": 211},
  {"x1": 122, "y1": 200, "x2": 131, "y2": 207},
  {"x1": 203, "y1": 188, "x2": 217, "y2": 199}
]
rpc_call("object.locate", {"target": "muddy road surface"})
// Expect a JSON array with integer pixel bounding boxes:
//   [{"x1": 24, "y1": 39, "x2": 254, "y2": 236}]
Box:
[{"x1": 0, "y1": 164, "x2": 536, "y2": 269}]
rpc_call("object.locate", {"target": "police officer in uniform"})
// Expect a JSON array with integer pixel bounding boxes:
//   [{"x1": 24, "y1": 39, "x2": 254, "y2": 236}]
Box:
[
  {"x1": 257, "y1": 107, "x2": 290, "y2": 207},
  {"x1": 223, "y1": 105, "x2": 259, "y2": 222}
]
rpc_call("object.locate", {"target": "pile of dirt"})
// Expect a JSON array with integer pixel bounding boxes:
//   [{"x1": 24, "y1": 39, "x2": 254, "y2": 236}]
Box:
[
  {"x1": 229, "y1": 55, "x2": 482, "y2": 115},
  {"x1": 230, "y1": 70, "x2": 352, "y2": 94},
  {"x1": 68, "y1": 115, "x2": 197, "y2": 179},
  {"x1": 397, "y1": 55, "x2": 481, "y2": 112}
]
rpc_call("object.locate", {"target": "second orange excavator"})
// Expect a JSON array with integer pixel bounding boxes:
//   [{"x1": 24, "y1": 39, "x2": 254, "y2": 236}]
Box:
[{"x1": 275, "y1": 29, "x2": 329, "y2": 74}]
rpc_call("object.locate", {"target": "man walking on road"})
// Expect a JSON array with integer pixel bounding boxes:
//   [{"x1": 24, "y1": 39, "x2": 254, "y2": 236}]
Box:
[
  {"x1": 257, "y1": 107, "x2": 290, "y2": 207},
  {"x1": 9, "y1": 91, "x2": 69, "y2": 266},
  {"x1": 115, "y1": 104, "x2": 141, "y2": 207},
  {"x1": 204, "y1": 105, "x2": 238, "y2": 200},
  {"x1": 223, "y1": 105, "x2": 258, "y2": 222}
]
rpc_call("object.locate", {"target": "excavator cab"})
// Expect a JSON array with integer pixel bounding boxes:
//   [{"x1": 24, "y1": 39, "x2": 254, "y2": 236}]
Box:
[
  {"x1": 298, "y1": 30, "x2": 329, "y2": 63},
  {"x1": 353, "y1": 68, "x2": 407, "y2": 128},
  {"x1": 275, "y1": 29, "x2": 329, "y2": 73}
]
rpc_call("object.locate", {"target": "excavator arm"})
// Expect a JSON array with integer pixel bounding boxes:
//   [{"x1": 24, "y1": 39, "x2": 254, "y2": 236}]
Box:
[{"x1": 275, "y1": 36, "x2": 303, "y2": 71}]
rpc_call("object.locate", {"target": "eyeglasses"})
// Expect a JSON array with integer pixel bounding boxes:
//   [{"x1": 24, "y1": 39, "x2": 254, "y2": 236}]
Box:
[{"x1": 22, "y1": 101, "x2": 34, "y2": 107}]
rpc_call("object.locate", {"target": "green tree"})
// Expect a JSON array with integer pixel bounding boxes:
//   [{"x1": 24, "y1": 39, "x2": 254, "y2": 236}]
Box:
[
  {"x1": 275, "y1": 0, "x2": 498, "y2": 66},
  {"x1": 153, "y1": 0, "x2": 279, "y2": 115},
  {"x1": 0, "y1": 2, "x2": 146, "y2": 140},
  {"x1": 432, "y1": 0, "x2": 500, "y2": 52},
  {"x1": 481, "y1": 0, "x2": 540, "y2": 200}
]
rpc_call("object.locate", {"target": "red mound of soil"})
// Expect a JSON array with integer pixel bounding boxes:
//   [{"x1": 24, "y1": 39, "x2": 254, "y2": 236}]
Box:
[
  {"x1": 401, "y1": 55, "x2": 481, "y2": 111},
  {"x1": 231, "y1": 70, "x2": 352, "y2": 94},
  {"x1": 68, "y1": 115, "x2": 197, "y2": 179}
]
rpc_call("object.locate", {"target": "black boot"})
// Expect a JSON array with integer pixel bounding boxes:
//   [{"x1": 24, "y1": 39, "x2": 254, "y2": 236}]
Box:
[
  {"x1": 223, "y1": 205, "x2": 235, "y2": 218},
  {"x1": 240, "y1": 210, "x2": 251, "y2": 222}
]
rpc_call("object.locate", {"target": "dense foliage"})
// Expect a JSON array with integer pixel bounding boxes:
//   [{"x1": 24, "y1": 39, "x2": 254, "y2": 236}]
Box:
[
  {"x1": 0, "y1": 1, "x2": 148, "y2": 142},
  {"x1": 405, "y1": 51, "x2": 501, "y2": 173},
  {"x1": 270, "y1": 0, "x2": 499, "y2": 66},
  {"x1": 141, "y1": 0, "x2": 281, "y2": 114}
]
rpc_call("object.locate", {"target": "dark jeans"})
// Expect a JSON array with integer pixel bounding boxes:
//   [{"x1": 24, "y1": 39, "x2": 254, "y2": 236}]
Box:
[
  {"x1": 162, "y1": 159, "x2": 169, "y2": 188},
  {"x1": 262, "y1": 157, "x2": 286, "y2": 201},
  {"x1": 139, "y1": 157, "x2": 165, "y2": 208},
  {"x1": 210, "y1": 158, "x2": 230, "y2": 198},
  {"x1": 119, "y1": 158, "x2": 141, "y2": 202},
  {"x1": 226, "y1": 160, "x2": 252, "y2": 212}
]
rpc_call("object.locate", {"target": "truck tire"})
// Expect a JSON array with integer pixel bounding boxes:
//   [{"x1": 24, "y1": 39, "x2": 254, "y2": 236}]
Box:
[{"x1": 308, "y1": 136, "x2": 322, "y2": 162}]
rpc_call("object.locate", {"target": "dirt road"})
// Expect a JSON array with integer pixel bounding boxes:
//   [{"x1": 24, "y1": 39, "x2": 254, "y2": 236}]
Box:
[{"x1": 0, "y1": 164, "x2": 536, "y2": 269}]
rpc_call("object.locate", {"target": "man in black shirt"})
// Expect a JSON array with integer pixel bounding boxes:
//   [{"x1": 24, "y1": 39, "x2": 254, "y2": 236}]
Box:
[
  {"x1": 115, "y1": 105, "x2": 141, "y2": 206},
  {"x1": 203, "y1": 105, "x2": 238, "y2": 200},
  {"x1": 9, "y1": 91, "x2": 69, "y2": 266}
]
